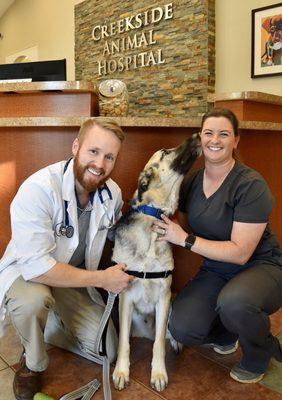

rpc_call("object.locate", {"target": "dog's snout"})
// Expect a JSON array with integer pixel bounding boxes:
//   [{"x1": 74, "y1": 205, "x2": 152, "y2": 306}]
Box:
[
  {"x1": 190, "y1": 132, "x2": 202, "y2": 157},
  {"x1": 170, "y1": 134, "x2": 201, "y2": 174}
]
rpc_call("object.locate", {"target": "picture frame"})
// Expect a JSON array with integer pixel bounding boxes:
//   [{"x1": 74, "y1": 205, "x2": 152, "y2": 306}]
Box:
[{"x1": 251, "y1": 3, "x2": 282, "y2": 78}]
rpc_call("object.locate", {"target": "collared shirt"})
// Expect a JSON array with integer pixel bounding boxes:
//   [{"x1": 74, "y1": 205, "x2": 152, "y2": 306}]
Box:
[{"x1": 69, "y1": 192, "x2": 95, "y2": 268}]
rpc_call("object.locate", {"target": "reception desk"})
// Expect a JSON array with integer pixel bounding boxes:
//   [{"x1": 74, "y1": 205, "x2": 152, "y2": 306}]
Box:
[
  {"x1": 0, "y1": 80, "x2": 99, "y2": 117},
  {"x1": 0, "y1": 83, "x2": 281, "y2": 291},
  {"x1": 208, "y1": 91, "x2": 282, "y2": 123}
]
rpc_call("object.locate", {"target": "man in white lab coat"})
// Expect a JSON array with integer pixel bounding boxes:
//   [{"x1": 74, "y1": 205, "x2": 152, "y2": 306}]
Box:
[{"x1": 0, "y1": 119, "x2": 133, "y2": 400}]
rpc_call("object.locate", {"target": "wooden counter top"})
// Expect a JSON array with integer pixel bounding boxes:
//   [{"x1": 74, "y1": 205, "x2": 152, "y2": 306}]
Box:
[
  {"x1": 208, "y1": 91, "x2": 282, "y2": 106},
  {"x1": 0, "y1": 80, "x2": 97, "y2": 93}
]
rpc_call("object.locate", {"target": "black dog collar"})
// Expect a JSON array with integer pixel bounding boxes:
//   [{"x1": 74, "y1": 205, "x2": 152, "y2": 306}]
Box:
[{"x1": 126, "y1": 270, "x2": 172, "y2": 279}]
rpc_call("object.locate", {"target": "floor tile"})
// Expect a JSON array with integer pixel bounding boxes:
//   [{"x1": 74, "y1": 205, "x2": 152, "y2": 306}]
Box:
[
  {"x1": 0, "y1": 367, "x2": 15, "y2": 400},
  {"x1": 131, "y1": 346, "x2": 282, "y2": 400},
  {"x1": 4, "y1": 328, "x2": 282, "y2": 400},
  {"x1": 0, "y1": 323, "x2": 22, "y2": 365},
  {"x1": 270, "y1": 309, "x2": 282, "y2": 336},
  {"x1": 129, "y1": 337, "x2": 156, "y2": 366},
  {"x1": 15, "y1": 347, "x2": 102, "y2": 398},
  {"x1": 0, "y1": 356, "x2": 8, "y2": 371},
  {"x1": 261, "y1": 359, "x2": 282, "y2": 394},
  {"x1": 193, "y1": 343, "x2": 242, "y2": 369},
  {"x1": 259, "y1": 331, "x2": 282, "y2": 395},
  {"x1": 36, "y1": 347, "x2": 164, "y2": 400},
  {"x1": 96, "y1": 380, "x2": 166, "y2": 400}
]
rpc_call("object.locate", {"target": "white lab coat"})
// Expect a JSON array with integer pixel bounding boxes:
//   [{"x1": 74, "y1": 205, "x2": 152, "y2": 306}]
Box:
[{"x1": 0, "y1": 159, "x2": 123, "y2": 333}]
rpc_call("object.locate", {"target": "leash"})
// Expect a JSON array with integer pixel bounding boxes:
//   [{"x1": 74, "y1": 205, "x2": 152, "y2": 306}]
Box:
[{"x1": 59, "y1": 292, "x2": 117, "y2": 400}]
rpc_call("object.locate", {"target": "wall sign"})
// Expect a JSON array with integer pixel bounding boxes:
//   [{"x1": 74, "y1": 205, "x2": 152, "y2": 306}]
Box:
[
  {"x1": 92, "y1": 3, "x2": 173, "y2": 76},
  {"x1": 75, "y1": 0, "x2": 215, "y2": 117}
]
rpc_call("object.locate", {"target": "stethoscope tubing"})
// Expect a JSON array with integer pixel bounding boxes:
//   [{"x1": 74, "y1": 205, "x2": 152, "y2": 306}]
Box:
[{"x1": 58, "y1": 159, "x2": 114, "y2": 238}]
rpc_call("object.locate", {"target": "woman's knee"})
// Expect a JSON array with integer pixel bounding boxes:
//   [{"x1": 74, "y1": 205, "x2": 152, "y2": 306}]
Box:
[
  {"x1": 168, "y1": 307, "x2": 211, "y2": 346},
  {"x1": 217, "y1": 286, "x2": 257, "y2": 326}
]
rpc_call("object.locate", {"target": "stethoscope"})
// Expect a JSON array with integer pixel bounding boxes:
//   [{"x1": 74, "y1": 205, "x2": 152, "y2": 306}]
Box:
[{"x1": 55, "y1": 158, "x2": 114, "y2": 238}]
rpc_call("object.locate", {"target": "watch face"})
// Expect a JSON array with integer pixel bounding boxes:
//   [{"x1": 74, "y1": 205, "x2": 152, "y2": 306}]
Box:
[
  {"x1": 99, "y1": 80, "x2": 126, "y2": 97},
  {"x1": 185, "y1": 234, "x2": 196, "y2": 250}
]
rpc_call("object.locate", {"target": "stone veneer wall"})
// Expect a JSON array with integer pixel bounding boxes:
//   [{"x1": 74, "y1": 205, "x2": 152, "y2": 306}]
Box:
[{"x1": 75, "y1": 0, "x2": 215, "y2": 117}]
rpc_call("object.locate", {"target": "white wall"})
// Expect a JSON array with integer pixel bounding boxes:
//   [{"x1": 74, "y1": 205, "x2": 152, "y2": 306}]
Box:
[
  {"x1": 0, "y1": 0, "x2": 84, "y2": 80},
  {"x1": 216, "y1": 0, "x2": 281, "y2": 96},
  {"x1": 0, "y1": 0, "x2": 281, "y2": 95}
]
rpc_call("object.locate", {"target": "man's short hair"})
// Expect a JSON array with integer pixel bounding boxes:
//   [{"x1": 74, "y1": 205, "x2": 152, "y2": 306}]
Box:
[{"x1": 77, "y1": 119, "x2": 125, "y2": 143}]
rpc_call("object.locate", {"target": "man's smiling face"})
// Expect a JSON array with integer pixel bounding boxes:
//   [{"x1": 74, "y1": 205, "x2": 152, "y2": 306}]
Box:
[{"x1": 72, "y1": 124, "x2": 121, "y2": 193}]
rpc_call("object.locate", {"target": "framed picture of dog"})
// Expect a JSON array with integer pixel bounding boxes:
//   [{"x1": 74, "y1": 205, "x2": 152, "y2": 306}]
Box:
[{"x1": 251, "y1": 3, "x2": 282, "y2": 78}]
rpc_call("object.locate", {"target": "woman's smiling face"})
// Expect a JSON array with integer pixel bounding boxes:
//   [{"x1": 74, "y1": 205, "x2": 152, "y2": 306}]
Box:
[{"x1": 200, "y1": 116, "x2": 240, "y2": 165}]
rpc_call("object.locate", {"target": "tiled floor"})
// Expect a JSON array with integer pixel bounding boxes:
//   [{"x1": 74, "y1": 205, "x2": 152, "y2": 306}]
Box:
[{"x1": 0, "y1": 310, "x2": 281, "y2": 400}]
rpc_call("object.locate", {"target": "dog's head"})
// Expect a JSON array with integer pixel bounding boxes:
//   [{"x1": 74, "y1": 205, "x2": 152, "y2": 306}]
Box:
[
  {"x1": 170, "y1": 133, "x2": 201, "y2": 174},
  {"x1": 136, "y1": 133, "x2": 201, "y2": 204}
]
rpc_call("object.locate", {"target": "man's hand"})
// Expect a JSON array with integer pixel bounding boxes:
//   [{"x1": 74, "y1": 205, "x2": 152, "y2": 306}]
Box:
[
  {"x1": 31, "y1": 261, "x2": 134, "y2": 293},
  {"x1": 99, "y1": 263, "x2": 134, "y2": 294}
]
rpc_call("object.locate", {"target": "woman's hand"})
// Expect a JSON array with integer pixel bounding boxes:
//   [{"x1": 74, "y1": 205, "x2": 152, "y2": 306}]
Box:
[{"x1": 152, "y1": 214, "x2": 187, "y2": 246}]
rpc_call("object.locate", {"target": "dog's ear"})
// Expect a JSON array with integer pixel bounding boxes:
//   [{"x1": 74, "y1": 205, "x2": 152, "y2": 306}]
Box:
[{"x1": 137, "y1": 167, "x2": 155, "y2": 201}]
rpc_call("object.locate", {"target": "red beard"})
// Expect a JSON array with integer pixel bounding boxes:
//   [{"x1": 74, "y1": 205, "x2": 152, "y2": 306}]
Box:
[{"x1": 73, "y1": 156, "x2": 108, "y2": 193}]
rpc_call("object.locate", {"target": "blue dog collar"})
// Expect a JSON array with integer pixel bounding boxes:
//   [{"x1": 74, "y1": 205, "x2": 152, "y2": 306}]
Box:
[{"x1": 131, "y1": 205, "x2": 164, "y2": 220}]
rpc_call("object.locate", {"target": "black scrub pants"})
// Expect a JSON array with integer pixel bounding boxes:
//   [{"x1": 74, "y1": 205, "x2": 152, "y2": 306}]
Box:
[{"x1": 169, "y1": 263, "x2": 282, "y2": 373}]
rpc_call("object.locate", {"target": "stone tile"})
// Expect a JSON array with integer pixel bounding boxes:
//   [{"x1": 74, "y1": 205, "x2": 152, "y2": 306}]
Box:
[
  {"x1": 0, "y1": 357, "x2": 8, "y2": 371},
  {"x1": 131, "y1": 346, "x2": 282, "y2": 400},
  {"x1": 0, "y1": 367, "x2": 15, "y2": 400},
  {"x1": 0, "y1": 323, "x2": 22, "y2": 366}
]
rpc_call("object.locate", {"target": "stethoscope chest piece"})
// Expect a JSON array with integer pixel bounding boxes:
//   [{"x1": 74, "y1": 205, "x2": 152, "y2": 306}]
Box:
[{"x1": 60, "y1": 225, "x2": 74, "y2": 238}]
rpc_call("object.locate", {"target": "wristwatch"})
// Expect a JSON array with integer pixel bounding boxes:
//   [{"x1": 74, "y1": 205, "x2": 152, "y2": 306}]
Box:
[{"x1": 184, "y1": 233, "x2": 196, "y2": 250}]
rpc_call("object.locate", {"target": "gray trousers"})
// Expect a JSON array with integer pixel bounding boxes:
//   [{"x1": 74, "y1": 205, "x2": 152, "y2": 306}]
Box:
[
  {"x1": 5, "y1": 276, "x2": 118, "y2": 372},
  {"x1": 169, "y1": 263, "x2": 282, "y2": 373}
]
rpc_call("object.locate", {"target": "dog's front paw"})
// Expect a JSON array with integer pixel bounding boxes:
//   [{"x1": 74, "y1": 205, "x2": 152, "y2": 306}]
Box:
[
  {"x1": 150, "y1": 369, "x2": 168, "y2": 392},
  {"x1": 113, "y1": 367, "x2": 130, "y2": 391}
]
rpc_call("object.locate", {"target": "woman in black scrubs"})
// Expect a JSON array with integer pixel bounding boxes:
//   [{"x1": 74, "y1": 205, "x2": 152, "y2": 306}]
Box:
[{"x1": 152, "y1": 108, "x2": 282, "y2": 383}]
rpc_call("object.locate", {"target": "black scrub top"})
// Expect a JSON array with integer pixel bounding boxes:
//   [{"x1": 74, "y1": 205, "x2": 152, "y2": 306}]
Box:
[{"x1": 179, "y1": 161, "x2": 282, "y2": 278}]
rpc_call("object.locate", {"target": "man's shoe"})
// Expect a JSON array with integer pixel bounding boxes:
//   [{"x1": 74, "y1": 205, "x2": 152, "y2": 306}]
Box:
[
  {"x1": 230, "y1": 363, "x2": 264, "y2": 383},
  {"x1": 13, "y1": 353, "x2": 42, "y2": 400},
  {"x1": 212, "y1": 340, "x2": 239, "y2": 355}
]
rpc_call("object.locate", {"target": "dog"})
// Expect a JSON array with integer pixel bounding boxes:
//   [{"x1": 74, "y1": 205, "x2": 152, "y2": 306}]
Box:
[{"x1": 112, "y1": 133, "x2": 201, "y2": 392}]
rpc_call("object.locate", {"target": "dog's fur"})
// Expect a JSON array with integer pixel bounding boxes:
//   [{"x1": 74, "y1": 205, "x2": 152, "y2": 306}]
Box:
[{"x1": 112, "y1": 134, "x2": 201, "y2": 392}]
